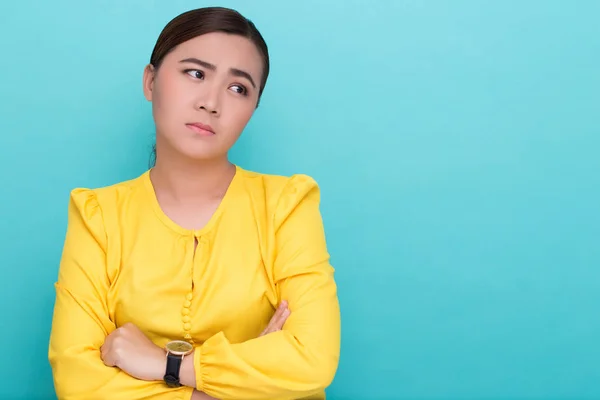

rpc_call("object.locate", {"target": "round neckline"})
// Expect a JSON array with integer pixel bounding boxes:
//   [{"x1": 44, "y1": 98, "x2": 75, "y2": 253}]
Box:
[{"x1": 142, "y1": 164, "x2": 243, "y2": 237}]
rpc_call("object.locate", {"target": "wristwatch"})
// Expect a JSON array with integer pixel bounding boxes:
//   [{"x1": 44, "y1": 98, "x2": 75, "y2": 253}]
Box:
[{"x1": 163, "y1": 340, "x2": 193, "y2": 388}]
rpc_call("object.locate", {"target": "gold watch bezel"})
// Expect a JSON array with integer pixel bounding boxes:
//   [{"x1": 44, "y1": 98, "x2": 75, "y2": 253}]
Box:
[{"x1": 165, "y1": 340, "x2": 193, "y2": 356}]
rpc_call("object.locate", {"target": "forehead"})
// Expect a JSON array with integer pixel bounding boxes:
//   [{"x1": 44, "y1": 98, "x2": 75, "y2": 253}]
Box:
[{"x1": 166, "y1": 32, "x2": 263, "y2": 77}]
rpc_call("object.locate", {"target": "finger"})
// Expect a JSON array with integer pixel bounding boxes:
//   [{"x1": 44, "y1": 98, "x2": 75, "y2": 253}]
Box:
[
  {"x1": 100, "y1": 334, "x2": 117, "y2": 366},
  {"x1": 260, "y1": 301, "x2": 288, "y2": 336},
  {"x1": 101, "y1": 346, "x2": 115, "y2": 367},
  {"x1": 100, "y1": 339, "x2": 107, "y2": 360},
  {"x1": 104, "y1": 355, "x2": 117, "y2": 367},
  {"x1": 267, "y1": 301, "x2": 287, "y2": 327},
  {"x1": 264, "y1": 305, "x2": 290, "y2": 335},
  {"x1": 272, "y1": 308, "x2": 291, "y2": 331},
  {"x1": 260, "y1": 305, "x2": 283, "y2": 336}
]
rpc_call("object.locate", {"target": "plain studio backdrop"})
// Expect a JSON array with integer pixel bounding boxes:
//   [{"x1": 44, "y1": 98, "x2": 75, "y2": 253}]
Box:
[{"x1": 0, "y1": 0, "x2": 599, "y2": 399}]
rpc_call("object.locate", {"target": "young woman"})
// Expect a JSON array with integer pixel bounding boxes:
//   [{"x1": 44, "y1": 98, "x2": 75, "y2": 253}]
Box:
[{"x1": 48, "y1": 6, "x2": 341, "y2": 400}]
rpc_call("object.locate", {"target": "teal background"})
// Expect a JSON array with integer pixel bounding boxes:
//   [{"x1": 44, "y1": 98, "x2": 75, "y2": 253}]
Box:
[{"x1": 1, "y1": 0, "x2": 599, "y2": 399}]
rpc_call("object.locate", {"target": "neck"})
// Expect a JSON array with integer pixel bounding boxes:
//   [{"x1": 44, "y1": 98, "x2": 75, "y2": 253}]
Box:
[{"x1": 150, "y1": 146, "x2": 236, "y2": 203}]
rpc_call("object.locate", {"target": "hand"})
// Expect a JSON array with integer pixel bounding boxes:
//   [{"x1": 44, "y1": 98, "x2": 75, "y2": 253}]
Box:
[
  {"x1": 100, "y1": 322, "x2": 165, "y2": 382},
  {"x1": 260, "y1": 300, "x2": 290, "y2": 336},
  {"x1": 189, "y1": 303, "x2": 290, "y2": 400}
]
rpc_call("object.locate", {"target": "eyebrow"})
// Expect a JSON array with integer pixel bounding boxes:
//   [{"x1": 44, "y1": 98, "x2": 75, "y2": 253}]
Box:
[{"x1": 179, "y1": 57, "x2": 256, "y2": 89}]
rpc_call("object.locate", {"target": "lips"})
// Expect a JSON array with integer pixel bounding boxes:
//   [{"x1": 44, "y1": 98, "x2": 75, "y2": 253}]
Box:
[{"x1": 186, "y1": 122, "x2": 215, "y2": 136}]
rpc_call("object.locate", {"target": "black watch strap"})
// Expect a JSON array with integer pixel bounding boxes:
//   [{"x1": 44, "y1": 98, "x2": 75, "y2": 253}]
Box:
[{"x1": 164, "y1": 353, "x2": 184, "y2": 387}]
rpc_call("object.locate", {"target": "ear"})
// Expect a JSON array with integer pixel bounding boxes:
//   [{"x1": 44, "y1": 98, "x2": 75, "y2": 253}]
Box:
[{"x1": 142, "y1": 64, "x2": 156, "y2": 101}]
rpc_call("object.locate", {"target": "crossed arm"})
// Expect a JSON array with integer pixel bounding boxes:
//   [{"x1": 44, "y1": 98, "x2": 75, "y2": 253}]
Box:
[
  {"x1": 99, "y1": 301, "x2": 292, "y2": 399},
  {"x1": 49, "y1": 177, "x2": 340, "y2": 400}
]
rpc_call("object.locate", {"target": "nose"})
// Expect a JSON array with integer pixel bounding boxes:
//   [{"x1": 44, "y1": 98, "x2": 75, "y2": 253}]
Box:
[{"x1": 195, "y1": 83, "x2": 221, "y2": 116}]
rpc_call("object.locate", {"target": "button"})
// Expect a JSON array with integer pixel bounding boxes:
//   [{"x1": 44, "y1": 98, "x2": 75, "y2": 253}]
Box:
[
  {"x1": 183, "y1": 323, "x2": 191, "y2": 330},
  {"x1": 181, "y1": 308, "x2": 190, "y2": 316},
  {"x1": 184, "y1": 300, "x2": 191, "y2": 308},
  {"x1": 186, "y1": 293, "x2": 193, "y2": 301},
  {"x1": 182, "y1": 316, "x2": 191, "y2": 323},
  {"x1": 184, "y1": 333, "x2": 192, "y2": 339}
]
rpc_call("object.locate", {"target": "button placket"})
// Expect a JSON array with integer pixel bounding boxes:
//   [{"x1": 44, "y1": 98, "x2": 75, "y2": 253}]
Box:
[{"x1": 182, "y1": 291, "x2": 193, "y2": 340}]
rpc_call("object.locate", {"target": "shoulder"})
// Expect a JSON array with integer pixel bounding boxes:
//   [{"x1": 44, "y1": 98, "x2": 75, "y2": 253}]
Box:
[
  {"x1": 66, "y1": 172, "x2": 147, "y2": 217},
  {"x1": 238, "y1": 166, "x2": 321, "y2": 204},
  {"x1": 237, "y1": 166, "x2": 322, "y2": 226}
]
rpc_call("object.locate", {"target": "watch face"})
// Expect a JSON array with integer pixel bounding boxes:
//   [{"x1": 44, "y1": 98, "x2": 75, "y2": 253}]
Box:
[{"x1": 166, "y1": 340, "x2": 193, "y2": 355}]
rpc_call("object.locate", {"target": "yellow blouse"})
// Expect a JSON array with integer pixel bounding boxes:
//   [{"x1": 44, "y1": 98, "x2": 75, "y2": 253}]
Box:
[{"x1": 48, "y1": 165, "x2": 341, "y2": 400}]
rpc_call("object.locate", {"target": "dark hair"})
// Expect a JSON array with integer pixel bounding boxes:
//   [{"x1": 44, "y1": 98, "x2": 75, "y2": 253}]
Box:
[{"x1": 148, "y1": 7, "x2": 270, "y2": 166}]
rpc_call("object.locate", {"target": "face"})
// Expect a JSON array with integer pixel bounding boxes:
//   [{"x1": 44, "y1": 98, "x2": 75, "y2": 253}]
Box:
[{"x1": 143, "y1": 32, "x2": 263, "y2": 161}]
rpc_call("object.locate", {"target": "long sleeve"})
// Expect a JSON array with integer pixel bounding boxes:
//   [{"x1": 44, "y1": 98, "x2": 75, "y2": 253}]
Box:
[
  {"x1": 48, "y1": 189, "x2": 192, "y2": 400},
  {"x1": 194, "y1": 175, "x2": 341, "y2": 400}
]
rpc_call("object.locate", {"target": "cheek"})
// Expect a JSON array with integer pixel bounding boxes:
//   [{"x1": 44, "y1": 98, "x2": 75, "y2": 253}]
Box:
[
  {"x1": 152, "y1": 75, "x2": 191, "y2": 118},
  {"x1": 226, "y1": 101, "x2": 255, "y2": 129},
  {"x1": 221, "y1": 106, "x2": 254, "y2": 143}
]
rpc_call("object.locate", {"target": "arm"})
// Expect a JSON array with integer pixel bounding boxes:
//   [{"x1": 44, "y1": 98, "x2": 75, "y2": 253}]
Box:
[
  {"x1": 180, "y1": 175, "x2": 341, "y2": 400},
  {"x1": 48, "y1": 189, "x2": 194, "y2": 400}
]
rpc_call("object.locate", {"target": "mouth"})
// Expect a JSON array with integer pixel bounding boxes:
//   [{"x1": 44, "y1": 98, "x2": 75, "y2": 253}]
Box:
[{"x1": 186, "y1": 122, "x2": 215, "y2": 136}]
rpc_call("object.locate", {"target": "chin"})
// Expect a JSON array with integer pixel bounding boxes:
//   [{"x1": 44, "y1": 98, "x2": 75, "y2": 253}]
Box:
[
  {"x1": 176, "y1": 144, "x2": 224, "y2": 161},
  {"x1": 158, "y1": 133, "x2": 229, "y2": 161}
]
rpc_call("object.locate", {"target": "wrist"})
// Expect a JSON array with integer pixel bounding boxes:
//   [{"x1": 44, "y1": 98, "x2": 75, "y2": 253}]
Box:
[
  {"x1": 154, "y1": 347, "x2": 167, "y2": 382},
  {"x1": 179, "y1": 349, "x2": 196, "y2": 388},
  {"x1": 164, "y1": 340, "x2": 195, "y2": 387}
]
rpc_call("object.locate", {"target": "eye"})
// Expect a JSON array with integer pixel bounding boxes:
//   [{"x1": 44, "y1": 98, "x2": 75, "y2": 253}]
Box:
[
  {"x1": 184, "y1": 69, "x2": 204, "y2": 80},
  {"x1": 230, "y1": 84, "x2": 248, "y2": 96}
]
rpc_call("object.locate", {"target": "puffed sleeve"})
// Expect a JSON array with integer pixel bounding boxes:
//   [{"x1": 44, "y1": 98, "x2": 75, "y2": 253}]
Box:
[
  {"x1": 194, "y1": 175, "x2": 341, "y2": 400},
  {"x1": 48, "y1": 189, "x2": 192, "y2": 400}
]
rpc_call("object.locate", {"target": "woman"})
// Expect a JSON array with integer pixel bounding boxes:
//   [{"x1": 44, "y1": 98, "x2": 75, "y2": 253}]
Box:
[{"x1": 48, "y1": 6, "x2": 341, "y2": 400}]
